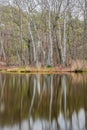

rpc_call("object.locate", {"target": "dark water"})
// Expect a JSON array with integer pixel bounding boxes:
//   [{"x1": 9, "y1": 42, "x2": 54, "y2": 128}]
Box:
[{"x1": 0, "y1": 73, "x2": 87, "y2": 130}]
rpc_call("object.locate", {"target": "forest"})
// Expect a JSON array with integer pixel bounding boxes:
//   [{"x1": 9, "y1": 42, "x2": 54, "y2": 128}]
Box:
[{"x1": 0, "y1": 0, "x2": 87, "y2": 71}]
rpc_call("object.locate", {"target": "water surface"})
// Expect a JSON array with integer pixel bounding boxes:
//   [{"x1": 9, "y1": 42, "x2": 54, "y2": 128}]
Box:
[{"x1": 0, "y1": 73, "x2": 87, "y2": 130}]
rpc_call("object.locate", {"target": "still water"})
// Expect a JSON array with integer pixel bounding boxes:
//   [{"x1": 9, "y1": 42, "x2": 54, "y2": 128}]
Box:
[{"x1": 0, "y1": 73, "x2": 87, "y2": 130}]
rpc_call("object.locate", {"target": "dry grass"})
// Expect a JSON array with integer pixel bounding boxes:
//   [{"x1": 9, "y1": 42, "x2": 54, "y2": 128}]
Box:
[
  {"x1": 0, "y1": 60, "x2": 87, "y2": 73},
  {"x1": 70, "y1": 60, "x2": 87, "y2": 71}
]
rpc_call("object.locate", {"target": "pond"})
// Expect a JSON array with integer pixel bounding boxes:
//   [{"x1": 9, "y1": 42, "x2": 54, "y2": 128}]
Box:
[{"x1": 0, "y1": 73, "x2": 87, "y2": 130}]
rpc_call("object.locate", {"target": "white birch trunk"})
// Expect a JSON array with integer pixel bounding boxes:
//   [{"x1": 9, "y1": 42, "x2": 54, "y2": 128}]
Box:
[
  {"x1": 48, "y1": 5, "x2": 53, "y2": 66},
  {"x1": 32, "y1": 15, "x2": 46, "y2": 66},
  {"x1": 33, "y1": 21, "x2": 40, "y2": 67},
  {"x1": 57, "y1": 20, "x2": 63, "y2": 64},
  {"x1": 63, "y1": 12, "x2": 67, "y2": 67},
  {"x1": 25, "y1": 1, "x2": 38, "y2": 66},
  {"x1": 0, "y1": 9, "x2": 6, "y2": 62},
  {"x1": 0, "y1": 39, "x2": 6, "y2": 62},
  {"x1": 19, "y1": 9, "x2": 23, "y2": 66},
  {"x1": 27, "y1": 21, "x2": 37, "y2": 65}
]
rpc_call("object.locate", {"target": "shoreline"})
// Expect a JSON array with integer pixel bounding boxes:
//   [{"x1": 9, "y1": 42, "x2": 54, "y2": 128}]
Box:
[{"x1": 0, "y1": 66, "x2": 87, "y2": 73}]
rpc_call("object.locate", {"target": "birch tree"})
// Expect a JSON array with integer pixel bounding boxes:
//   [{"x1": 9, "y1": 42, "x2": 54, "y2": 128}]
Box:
[
  {"x1": 13, "y1": 0, "x2": 24, "y2": 65},
  {"x1": 83, "y1": 0, "x2": 87, "y2": 63},
  {"x1": 48, "y1": 0, "x2": 53, "y2": 66},
  {"x1": 25, "y1": 0, "x2": 38, "y2": 66},
  {"x1": 0, "y1": 6, "x2": 6, "y2": 62}
]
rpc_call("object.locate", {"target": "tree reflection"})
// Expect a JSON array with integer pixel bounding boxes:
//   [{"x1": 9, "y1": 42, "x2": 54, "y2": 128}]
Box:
[
  {"x1": 28, "y1": 75, "x2": 37, "y2": 130},
  {"x1": 58, "y1": 75, "x2": 68, "y2": 130},
  {"x1": 0, "y1": 74, "x2": 6, "y2": 113},
  {"x1": 0, "y1": 73, "x2": 86, "y2": 130},
  {"x1": 49, "y1": 75, "x2": 53, "y2": 130}
]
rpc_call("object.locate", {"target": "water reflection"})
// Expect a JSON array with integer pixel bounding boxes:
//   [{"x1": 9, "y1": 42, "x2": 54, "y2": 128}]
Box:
[{"x1": 0, "y1": 73, "x2": 87, "y2": 130}]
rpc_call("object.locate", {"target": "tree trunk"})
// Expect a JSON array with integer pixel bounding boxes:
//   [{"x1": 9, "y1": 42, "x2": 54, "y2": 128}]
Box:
[
  {"x1": 63, "y1": 12, "x2": 67, "y2": 67},
  {"x1": 48, "y1": 5, "x2": 53, "y2": 66}
]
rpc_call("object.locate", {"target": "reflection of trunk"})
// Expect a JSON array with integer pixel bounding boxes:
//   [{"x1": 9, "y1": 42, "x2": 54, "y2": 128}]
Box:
[
  {"x1": 0, "y1": 78, "x2": 6, "y2": 100},
  {"x1": 62, "y1": 75, "x2": 67, "y2": 130},
  {"x1": 19, "y1": 76, "x2": 23, "y2": 130},
  {"x1": 58, "y1": 76, "x2": 64, "y2": 130},
  {"x1": 54, "y1": 75, "x2": 61, "y2": 129},
  {"x1": 36, "y1": 75, "x2": 46, "y2": 111},
  {"x1": 58, "y1": 75, "x2": 67, "y2": 130},
  {"x1": 59, "y1": 76, "x2": 64, "y2": 113},
  {"x1": 37, "y1": 75, "x2": 40, "y2": 95},
  {"x1": 0, "y1": 75, "x2": 6, "y2": 112},
  {"x1": 49, "y1": 75, "x2": 53, "y2": 130},
  {"x1": 28, "y1": 75, "x2": 36, "y2": 129}
]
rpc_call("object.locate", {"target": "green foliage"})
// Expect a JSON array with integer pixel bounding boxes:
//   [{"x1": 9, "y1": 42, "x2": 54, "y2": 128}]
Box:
[
  {"x1": 46, "y1": 65, "x2": 53, "y2": 68},
  {"x1": 0, "y1": 5, "x2": 28, "y2": 64}
]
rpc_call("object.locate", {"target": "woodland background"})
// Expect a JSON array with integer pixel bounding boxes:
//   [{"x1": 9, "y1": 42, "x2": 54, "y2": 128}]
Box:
[{"x1": 0, "y1": 0, "x2": 87, "y2": 68}]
